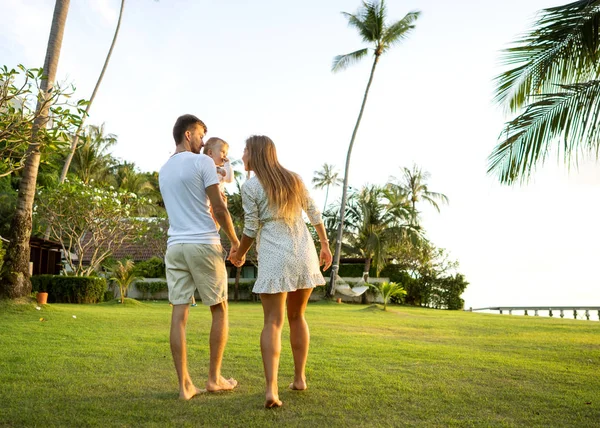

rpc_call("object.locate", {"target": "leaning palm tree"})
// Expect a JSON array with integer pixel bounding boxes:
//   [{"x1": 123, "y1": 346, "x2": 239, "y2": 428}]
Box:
[
  {"x1": 1, "y1": 0, "x2": 71, "y2": 299},
  {"x1": 312, "y1": 163, "x2": 342, "y2": 212},
  {"x1": 489, "y1": 0, "x2": 600, "y2": 184},
  {"x1": 327, "y1": 1, "x2": 420, "y2": 296},
  {"x1": 59, "y1": 0, "x2": 126, "y2": 183},
  {"x1": 390, "y1": 164, "x2": 449, "y2": 217}
]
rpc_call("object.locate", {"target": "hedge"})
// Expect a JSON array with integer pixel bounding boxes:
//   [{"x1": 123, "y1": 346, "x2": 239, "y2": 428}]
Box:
[
  {"x1": 31, "y1": 275, "x2": 106, "y2": 304},
  {"x1": 135, "y1": 281, "x2": 168, "y2": 297},
  {"x1": 133, "y1": 257, "x2": 165, "y2": 278}
]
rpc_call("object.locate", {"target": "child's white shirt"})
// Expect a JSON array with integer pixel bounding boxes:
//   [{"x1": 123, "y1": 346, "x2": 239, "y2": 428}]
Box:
[{"x1": 216, "y1": 161, "x2": 234, "y2": 191}]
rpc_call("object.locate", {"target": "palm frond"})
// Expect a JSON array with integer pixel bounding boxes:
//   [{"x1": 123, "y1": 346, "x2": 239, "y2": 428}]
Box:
[
  {"x1": 494, "y1": 0, "x2": 600, "y2": 112},
  {"x1": 342, "y1": 10, "x2": 373, "y2": 43},
  {"x1": 331, "y1": 48, "x2": 370, "y2": 72},
  {"x1": 488, "y1": 80, "x2": 600, "y2": 184},
  {"x1": 382, "y1": 11, "x2": 421, "y2": 49}
]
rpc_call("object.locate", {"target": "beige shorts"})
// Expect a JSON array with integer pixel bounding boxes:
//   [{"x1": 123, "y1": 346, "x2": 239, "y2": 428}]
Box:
[{"x1": 165, "y1": 243, "x2": 228, "y2": 306}]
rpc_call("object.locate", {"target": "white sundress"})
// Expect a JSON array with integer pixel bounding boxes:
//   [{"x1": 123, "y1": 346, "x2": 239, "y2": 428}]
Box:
[{"x1": 241, "y1": 176, "x2": 325, "y2": 294}]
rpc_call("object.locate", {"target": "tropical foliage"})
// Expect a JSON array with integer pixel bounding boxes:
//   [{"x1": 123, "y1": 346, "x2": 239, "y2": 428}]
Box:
[
  {"x1": 329, "y1": 0, "x2": 420, "y2": 295},
  {"x1": 370, "y1": 281, "x2": 406, "y2": 311},
  {"x1": 489, "y1": 0, "x2": 600, "y2": 183},
  {"x1": 312, "y1": 163, "x2": 342, "y2": 212},
  {"x1": 106, "y1": 259, "x2": 140, "y2": 304},
  {"x1": 34, "y1": 179, "x2": 151, "y2": 275}
]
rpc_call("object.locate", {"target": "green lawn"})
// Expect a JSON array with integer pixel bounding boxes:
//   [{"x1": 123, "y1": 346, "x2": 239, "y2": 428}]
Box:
[{"x1": 0, "y1": 299, "x2": 598, "y2": 427}]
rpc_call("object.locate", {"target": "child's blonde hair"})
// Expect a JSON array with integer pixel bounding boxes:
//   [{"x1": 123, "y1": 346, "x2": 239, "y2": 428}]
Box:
[{"x1": 203, "y1": 137, "x2": 229, "y2": 155}]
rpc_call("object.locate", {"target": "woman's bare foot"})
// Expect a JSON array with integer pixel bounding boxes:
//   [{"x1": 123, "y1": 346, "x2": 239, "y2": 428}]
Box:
[
  {"x1": 206, "y1": 376, "x2": 238, "y2": 392},
  {"x1": 289, "y1": 378, "x2": 307, "y2": 391},
  {"x1": 179, "y1": 384, "x2": 204, "y2": 400}
]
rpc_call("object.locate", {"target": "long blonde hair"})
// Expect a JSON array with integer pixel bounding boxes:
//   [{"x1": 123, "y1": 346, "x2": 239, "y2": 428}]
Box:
[{"x1": 245, "y1": 135, "x2": 306, "y2": 222}]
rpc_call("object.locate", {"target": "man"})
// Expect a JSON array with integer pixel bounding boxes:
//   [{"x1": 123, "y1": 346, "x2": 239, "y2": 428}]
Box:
[{"x1": 159, "y1": 114, "x2": 239, "y2": 400}]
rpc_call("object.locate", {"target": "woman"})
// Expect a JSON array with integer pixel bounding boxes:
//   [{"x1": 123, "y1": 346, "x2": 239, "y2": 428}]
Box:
[{"x1": 230, "y1": 135, "x2": 332, "y2": 408}]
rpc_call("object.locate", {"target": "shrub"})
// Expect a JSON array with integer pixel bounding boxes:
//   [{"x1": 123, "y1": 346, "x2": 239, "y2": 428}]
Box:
[
  {"x1": 0, "y1": 239, "x2": 5, "y2": 273},
  {"x1": 135, "y1": 281, "x2": 168, "y2": 299},
  {"x1": 31, "y1": 275, "x2": 106, "y2": 303},
  {"x1": 103, "y1": 290, "x2": 115, "y2": 302},
  {"x1": 133, "y1": 257, "x2": 165, "y2": 278}
]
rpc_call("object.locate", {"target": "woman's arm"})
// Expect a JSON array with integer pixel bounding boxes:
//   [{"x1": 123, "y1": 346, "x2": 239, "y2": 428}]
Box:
[{"x1": 313, "y1": 222, "x2": 332, "y2": 271}]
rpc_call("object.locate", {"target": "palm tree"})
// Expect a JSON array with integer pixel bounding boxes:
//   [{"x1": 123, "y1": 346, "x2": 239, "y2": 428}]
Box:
[
  {"x1": 59, "y1": 0, "x2": 126, "y2": 183},
  {"x1": 489, "y1": 1, "x2": 600, "y2": 184},
  {"x1": 345, "y1": 185, "x2": 418, "y2": 283},
  {"x1": 69, "y1": 124, "x2": 117, "y2": 185},
  {"x1": 371, "y1": 281, "x2": 406, "y2": 311},
  {"x1": 328, "y1": 1, "x2": 420, "y2": 296},
  {"x1": 1, "y1": 0, "x2": 71, "y2": 299},
  {"x1": 312, "y1": 163, "x2": 342, "y2": 212},
  {"x1": 390, "y1": 164, "x2": 449, "y2": 218},
  {"x1": 107, "y1": 259, "x2": 140, "y2": 304}
]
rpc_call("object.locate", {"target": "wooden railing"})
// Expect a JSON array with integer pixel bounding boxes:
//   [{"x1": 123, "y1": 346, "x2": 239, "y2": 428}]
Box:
[{"x1": 469, "y1": 306, "x2": 600, "y2": 321}]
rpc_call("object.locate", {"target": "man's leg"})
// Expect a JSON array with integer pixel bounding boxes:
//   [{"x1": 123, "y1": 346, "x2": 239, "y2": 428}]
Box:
[
  {"x1": 170, "y1": 304, "x2": 202, "y2": 400},
  {"x1": 260, "y1": 292, "x2": 287, "y2": 408},
  {"x1": 205, "y1": 300, "x2": 238, "y2": 391}
]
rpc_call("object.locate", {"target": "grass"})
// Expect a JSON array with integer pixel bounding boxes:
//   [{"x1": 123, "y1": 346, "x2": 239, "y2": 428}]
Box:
[{"x1": 0, "y1": 299, "x2": 598, "y2": 427}]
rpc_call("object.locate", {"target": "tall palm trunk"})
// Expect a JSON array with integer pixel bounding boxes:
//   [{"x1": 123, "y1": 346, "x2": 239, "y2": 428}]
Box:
[
  {"x1": 59, "y1": 0, "x2": 125, "y2": 183},
  {"x1": 362, "y1": 257, "x2": 371, "y2": 283},
  {"x1": 361, "y1": 257, "x2": 372, "y2": 304},
  {"x1": 1, "y1": 0, "x2": 70, "y2": 298},
  {"x1": 323, "y1": 184, "x2": 330, "y2": 213},
  {"x1": 327, "y1": 55, "x2": 380, "y2": 297}
]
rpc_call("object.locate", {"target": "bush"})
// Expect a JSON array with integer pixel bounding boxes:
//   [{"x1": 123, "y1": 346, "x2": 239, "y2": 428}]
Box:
[
  {"x1": 103, "y1": 290, "x2": 115, "y2": 302},
  {"x1": 31, "y1": 275, "x2": 106, "y2": 303},
  {"x1": 135, "y1": 280, "x2": 167, "y2": 299},
  {"x1": 323, "y1": 263, "x2": 373, "y2": 278},
  {"x1": 133, "y1": 257, "x2": 165, "y2": 278},
  {"x1": 0, "y1": 239, "x2": 6, "y2": 274}
]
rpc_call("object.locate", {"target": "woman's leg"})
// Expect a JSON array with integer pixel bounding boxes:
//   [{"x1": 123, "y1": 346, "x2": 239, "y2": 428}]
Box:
[
  {"x1": 260, "y1": 292, "x2": 287, "y2": 407},
  {"x1": 287, "y1": 287, "x2": 313, "y2": 390}
]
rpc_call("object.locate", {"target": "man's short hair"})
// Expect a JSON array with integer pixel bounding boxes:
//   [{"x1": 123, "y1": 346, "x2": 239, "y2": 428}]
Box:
[
  {"x1": 203, "y1": 137, "x2": 229, "y2": 155},
  {"x1": 173, "y1": 114, "x2": 207, "y2": 144}
]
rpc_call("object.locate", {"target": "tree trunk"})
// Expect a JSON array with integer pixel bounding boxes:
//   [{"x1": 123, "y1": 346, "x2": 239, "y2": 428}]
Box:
[
  {"x1": 361, "y1": 257, "x2": 372, "y2": 304},
  {"x1": 323, "y1": 184, "x2": 330, "y2": 213},
  {"x1": 327, "y1": 55, "x2": 380, "y2": 297},
  {"x1": 1, "y1": 0, "x2": 70, "y2": 299},
  {"x1": 234, "y1": 265, "x2": 241, "y2": 302},
  {"x1": 363, "y1": 257, "x2": 371, "y2": 283},
  {"x1": 59, "y1": 0, "x2": 125, "y2": 183}
]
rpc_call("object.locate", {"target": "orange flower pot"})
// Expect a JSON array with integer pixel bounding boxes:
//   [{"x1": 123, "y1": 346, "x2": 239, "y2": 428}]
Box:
[{"x1": 37, "y1": 292, "x2": 48, "y2": 305}]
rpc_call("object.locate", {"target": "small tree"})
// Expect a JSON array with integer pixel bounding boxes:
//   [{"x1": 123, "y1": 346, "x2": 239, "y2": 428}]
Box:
[
  {"x1": 371, "y1": 281, "x2": 406, "y2": 311},
  {"x1": 107, "y1": 259, "x2": 140, "y2": 304},
  {"x1": 35, "y1": 179, "x2": 150, "y2": 275}
]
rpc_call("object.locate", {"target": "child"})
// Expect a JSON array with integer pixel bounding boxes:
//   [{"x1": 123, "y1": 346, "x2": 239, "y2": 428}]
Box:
[
  {"x1": 203, "y1": 137, "x2": 234, "y2": 231},
  {"x1": 203, "y1": 137, "x2": 233, "y2": 192}
]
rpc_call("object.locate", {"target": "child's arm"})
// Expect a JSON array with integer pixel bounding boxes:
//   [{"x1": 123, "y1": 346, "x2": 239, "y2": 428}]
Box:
[{"x1": 222, "y1": 160, "x2": 234, "y2": 184}]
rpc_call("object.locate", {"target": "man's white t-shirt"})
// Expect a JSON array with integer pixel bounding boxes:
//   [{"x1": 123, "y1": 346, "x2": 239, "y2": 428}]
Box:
[{"x1": 159, "y1": 152, "x2": 221, "y2": 246}]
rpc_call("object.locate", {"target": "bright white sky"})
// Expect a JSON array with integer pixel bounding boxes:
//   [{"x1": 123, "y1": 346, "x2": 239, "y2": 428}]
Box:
[{"x1": 2, "y1": 0, "x2": 598, "y2": 309}]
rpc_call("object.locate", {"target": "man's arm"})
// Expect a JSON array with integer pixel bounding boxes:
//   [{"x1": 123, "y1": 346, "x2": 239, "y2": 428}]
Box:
[{"x1": 206, "y1": 184, "x2": 239, "y2": 249}]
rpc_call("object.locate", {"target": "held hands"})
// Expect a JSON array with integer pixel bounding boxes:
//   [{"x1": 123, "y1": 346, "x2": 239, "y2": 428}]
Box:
[
  {"x1": 319, "y1": 244, "x2": 333, "y2": 271},
  {"x1": 228, "y1": 242, "x2": 246, "y2": 267}
]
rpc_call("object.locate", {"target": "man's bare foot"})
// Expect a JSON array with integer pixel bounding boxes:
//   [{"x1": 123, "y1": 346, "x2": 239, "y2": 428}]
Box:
[
  {"x1": 289, "y1": 380, "x2": 307, "y2": 391},
  {"x1": 265, "y1": 394, "x2": 283, "y2": 408},
  {"x1": 206, "y1": 376, "x2": 238, "y2": 392},
  {"x1": 179, "y1": 384, "x2": 204, "y2": 400}
]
